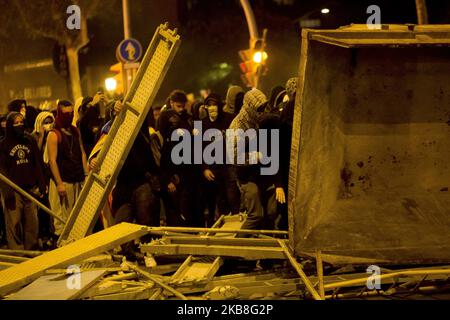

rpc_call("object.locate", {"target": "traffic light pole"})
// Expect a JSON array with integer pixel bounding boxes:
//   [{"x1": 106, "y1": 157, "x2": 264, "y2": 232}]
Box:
[
  {"x1": 122, "y1": 0, "x2": 131, "y2": 38},
  {"x1": 122, "y1": 0, "x2": 132, "y2": 94},
  {"x1": 240, "y1": 0, "x2": 259, "y2": 45}
]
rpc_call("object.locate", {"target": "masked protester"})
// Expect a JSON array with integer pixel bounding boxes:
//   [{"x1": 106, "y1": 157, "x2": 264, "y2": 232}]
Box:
[
  {"x1": 0, "y1": 112, "x2": 46, "y2": 250},
  {"x1": 47, "y1": 100, "x2": 89, "y2": 236},
  {"x1": 201, "y1": 93, "x2": 241, "y2": 226},
  {"x1": 223, "y1": 86, "x2": 245, "y2": 116},
  {"x1": 32, "y1": 112, "x2": 55, "y2": 151},
  {"x1": 79, "y1": 92, "x2": 108, "y2": 157},
  {"x1": 229, "y1": 89, "x2": 280, "y2": 235},
  {"x1": 31, "y1": 112, "x2": 56, "y2": 245}
]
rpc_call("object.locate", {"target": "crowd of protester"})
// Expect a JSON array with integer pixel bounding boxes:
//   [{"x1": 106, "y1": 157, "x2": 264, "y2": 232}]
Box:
[{"x1": 0, "y1": 77, "x2": 298, "y2": 252}]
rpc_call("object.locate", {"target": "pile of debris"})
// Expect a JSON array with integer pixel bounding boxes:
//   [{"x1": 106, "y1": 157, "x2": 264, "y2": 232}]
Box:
[{"x1": 1, "y1": 215, "x2": 450, "y2": 300}]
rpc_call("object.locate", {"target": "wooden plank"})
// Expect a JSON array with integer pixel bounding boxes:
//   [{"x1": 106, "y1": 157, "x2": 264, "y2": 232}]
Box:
[
  {"x1": 141, "y1": 243, "x2": 286, "y2": 260},
  {"x1": 6, "y1": 270, "x2": 105, "y2": 300},
  {"x1": 0, "y1": 223, "x2": 148, "y2": 297},
  {"x1": 124, "y1": 262, "x2": 188, "y2": 300},
  {"x1": 0, "y1": 255, "x2": 29, "y2": 264},
  {"x1": 165, "y1": 237, "x2": 287, "y2": 247},
  {"x1": 90, "y1": 287, "x2": 156, "y2": 300},
  {"x1": 0, "y1": 249, "x2": 42, "y2": 258},
  {"x1": 316, "y1": 250, "x2": 325, "y2": 299},
  {"x1": 278, "y1": 240, "x2": 323, "y2": 300}
]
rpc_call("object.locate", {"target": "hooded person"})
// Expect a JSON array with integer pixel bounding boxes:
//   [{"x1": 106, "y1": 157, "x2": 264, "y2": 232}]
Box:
[
  {"x1": 229, "y1": 89, "x2": 280, "y2": 234},
  {"x1": 200, "y1": 93, "x2": 241, "y2": 224},
  {"x1": 280, "y1": 77, "x2": 298, "y2": 127},
  {"x1": 0, "y1": 112, "x2": 46, "y2": 250},
  {"x1": 79, "y1": 97, "x2": 108, "y2": 157},
  {"x1": 223, "y1": 86, "x2": 245, "y2": 116},
  {"x1": 32, "y1": 111, "x2": 55, "y2": 151},
  {"x1": 47, "y1": 100, "x2": 88, "y2": 236},
  {"x1": 7, "y1": 99, "x2": 27, "y2": 117},
  {"x1": 266, "y1": 86, "x2": 285, "y2": 114}
]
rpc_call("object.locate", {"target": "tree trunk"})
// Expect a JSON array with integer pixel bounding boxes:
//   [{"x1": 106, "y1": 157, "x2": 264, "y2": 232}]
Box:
[
  {"x1": 66, "y1": 46, "x2": 83, "y2": 101},
  {"x1": 415, "y1": 0, "x2": 429, "y2": 24}
]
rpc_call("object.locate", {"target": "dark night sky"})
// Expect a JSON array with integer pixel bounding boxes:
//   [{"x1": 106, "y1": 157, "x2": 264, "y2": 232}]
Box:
[{"x1": 0, "y1": 0, "x2": 449, "y2": 104}]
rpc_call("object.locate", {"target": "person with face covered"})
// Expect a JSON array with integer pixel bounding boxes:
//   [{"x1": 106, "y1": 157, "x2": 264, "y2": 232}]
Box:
[
  {"x1": 32, "y1": 112, "x2": 55, "y2": 152},
  {"x1": 229, "y1": 89, "x2": 280, "y2": 234},
  {"x1": 78, "y1": 92, "x2": 108, "y2": 158},
  {"x1": 0, "y1": 112, "x2": 46, "y2": 250},
  {"x1": 47, "y1": 100, "x2": 89, "y2": 236},
  {"x1": 7, "y1": 100, "x2": 30, "y2": 132},
  {"x1": 32, "y1": 112, "x2": 56, "y2": 245},
  {"x1": 202, "y1": 93, "x2": 241, "y2": 224}
]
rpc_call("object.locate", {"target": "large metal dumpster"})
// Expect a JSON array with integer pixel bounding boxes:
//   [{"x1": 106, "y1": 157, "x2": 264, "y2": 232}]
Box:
[{"x1": 289, "y1": 25, "x2": 450, "y2": 265}]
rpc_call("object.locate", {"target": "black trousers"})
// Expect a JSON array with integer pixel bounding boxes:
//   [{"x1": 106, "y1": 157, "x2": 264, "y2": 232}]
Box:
[
  {"x1": 113, "y1": 182, "x2": 160, "y2": 227},
  {"x1": 204, "y1": 166, "x2": 241, "y2": 216}
]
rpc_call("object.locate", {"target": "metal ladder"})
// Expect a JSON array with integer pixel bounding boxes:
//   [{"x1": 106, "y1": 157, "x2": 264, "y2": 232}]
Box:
[{"x1": 58, "y1": 23, "x2": 181, "y2": 246}]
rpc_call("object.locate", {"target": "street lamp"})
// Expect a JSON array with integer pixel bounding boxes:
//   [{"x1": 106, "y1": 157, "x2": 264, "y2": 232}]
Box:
[
  {"x1": 105, "y1": 77, "x2": 117, "y2": 92},
  {"x1": 321, "y1": 8, "x2": 330, "y2": 14}
]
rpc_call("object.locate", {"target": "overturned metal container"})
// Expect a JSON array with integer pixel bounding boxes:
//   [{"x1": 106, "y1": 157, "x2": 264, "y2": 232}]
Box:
[{"x1": 289, "y1": 24, "x2": 450, "y2": 264}]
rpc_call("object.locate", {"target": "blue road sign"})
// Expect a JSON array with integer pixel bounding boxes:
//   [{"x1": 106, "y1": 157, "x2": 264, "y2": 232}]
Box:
[{"x1": 117, "y1": 38, "x2": 143, "y2": 63}]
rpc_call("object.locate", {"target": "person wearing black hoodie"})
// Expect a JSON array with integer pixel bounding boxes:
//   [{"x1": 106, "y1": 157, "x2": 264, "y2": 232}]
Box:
[
  {"x1": 202, "y1": 93, "x2": 241, "y2": 224},
  {"x1": 7, "y1": 100, "x2": 30, "y2": 132},
  {"x1": 0, "y1": 112, "x2": 46, "y2": 250},
  {"x1": 158, "y1": 90, "x2": 195, "y2": 227}
]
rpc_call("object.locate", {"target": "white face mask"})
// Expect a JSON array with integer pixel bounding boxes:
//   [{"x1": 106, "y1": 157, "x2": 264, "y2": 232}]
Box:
[
  {"x1": 207, "y1": 105, "x2": 219, "y2": 122},
  {"x1": 43, "y1": 123, "x2": 54, "y2": 132}
]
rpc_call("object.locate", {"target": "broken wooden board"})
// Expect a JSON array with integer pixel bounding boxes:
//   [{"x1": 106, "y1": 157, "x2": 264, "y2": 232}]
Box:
[
  {"x1": 6, "y1": 270, "x2": 106, "y2": 300},
  {"x1": 0, "y1": 223, "x2": 148, "y2": 297},
  {"x1": 89, "y1": 286, "x2": 157, "y2": 300},
  {"x1": 81, "y1": 279, "x2": 153, "y2": 299},
  {"x1": 164, "y1": 236, "x2": 287, "y2": 247},
  {"x1": 163, "y1": 214, "x2": 247, "y2": 288},
  {"x1": 141, "y1": 243, "x2": 286, "y2": 260}
]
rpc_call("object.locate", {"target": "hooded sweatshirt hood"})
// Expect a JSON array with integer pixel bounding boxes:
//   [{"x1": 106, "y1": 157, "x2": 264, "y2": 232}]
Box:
[
  {"x1": 5, "y1": 112, "x2": 26, "y2": 141},
  {"x1": 229, "y1": 89, "x2": 267, "y2": 131},
  {"x1": 8, "y1": 99, "x2": 26, "y2": 114},
  {"x1": 286, "y1": 77, "x2": 299, "y2": 101},
  {"x1": 223, "y1": 86, "x2": 244, "y2": 115},
  {"x1": 204, "y1": 93, "x2": 224, "y2": 122},
  {"x1": 33, "y1": 111, "x2": 55, "y2": 135},
  {"x1": 267, "y1": 86, "x2": 285, "y2": 113}
]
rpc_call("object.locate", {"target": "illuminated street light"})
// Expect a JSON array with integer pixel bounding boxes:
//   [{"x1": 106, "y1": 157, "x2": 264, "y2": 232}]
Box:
[
  {"x1": 321, "y1": 8, "x2": 330, "y2": 14},
  {"x1": 105, "y1": 77, "x2": 117, "y2": 92}
]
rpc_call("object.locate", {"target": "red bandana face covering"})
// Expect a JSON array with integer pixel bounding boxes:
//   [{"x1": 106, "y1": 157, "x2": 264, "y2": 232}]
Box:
[{"x1": 56, "y1": 111, "x2": 74, "y2": 128}]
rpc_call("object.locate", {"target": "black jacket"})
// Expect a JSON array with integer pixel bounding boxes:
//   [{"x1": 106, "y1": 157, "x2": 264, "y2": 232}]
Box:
[{"x1": 0, "y1": 113, "x2": 46, "y2": 200}]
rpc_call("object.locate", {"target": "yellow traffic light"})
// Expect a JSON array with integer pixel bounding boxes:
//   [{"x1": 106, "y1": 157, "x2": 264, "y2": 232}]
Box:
[
  {"x1": 253, "y1": 51, "x2": 268, "y2": 64},
  {"x1": 109, "y1": 63, "x2": 124, "y2": 95}
]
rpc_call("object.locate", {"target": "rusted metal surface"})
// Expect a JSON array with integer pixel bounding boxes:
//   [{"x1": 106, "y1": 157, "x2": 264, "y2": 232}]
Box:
[{"x1": 289, "y1": 25, "x2": 450, "y2": 264}]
